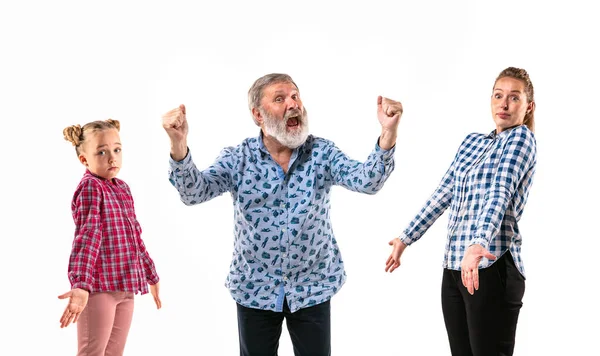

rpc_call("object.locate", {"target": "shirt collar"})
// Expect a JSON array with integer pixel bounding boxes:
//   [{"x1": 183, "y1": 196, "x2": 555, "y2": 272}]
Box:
[
  {"x1": 256, "y1": 130, "x2": 309, "y2": 158},
  {"x1": 257, "y1": 130, "x2": 269, "y2": 155},
  {"x1": 487, "y1": 125, "x2": 522, "y2": 139},
  {"x1": 84, "y1": 169, "x2": 121, "y2": 185}
]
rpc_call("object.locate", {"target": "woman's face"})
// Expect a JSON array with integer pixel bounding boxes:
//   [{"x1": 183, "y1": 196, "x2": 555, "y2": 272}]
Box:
[{"x1": 491, "y1": 77, "x2": 533, "y2": 133}]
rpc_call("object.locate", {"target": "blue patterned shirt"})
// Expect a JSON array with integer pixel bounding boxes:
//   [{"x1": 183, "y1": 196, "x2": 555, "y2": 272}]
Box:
[
  {"x1": 399, "y1": 125, "x2": 536, "y2": 277},
  {"x1": 169, "y1": 134, "x2": 395, "y2": 312}
]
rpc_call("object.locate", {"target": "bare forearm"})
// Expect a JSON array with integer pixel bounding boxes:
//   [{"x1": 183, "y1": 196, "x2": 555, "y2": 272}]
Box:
[
  {"x1": 170, "y1": 139, "x2": 188, "y2": 161},
  {"x1": 379, "y1": 129, "x2": 397, "y2": 150}
]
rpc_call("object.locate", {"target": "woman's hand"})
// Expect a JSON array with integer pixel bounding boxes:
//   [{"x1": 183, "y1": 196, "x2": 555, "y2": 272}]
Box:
[
  {"x1": 461, "y1": 244, "x2": 497, "y2": 295},
  {"x1": 385, "y1": 238, "x2": 408, "y2": 273}
]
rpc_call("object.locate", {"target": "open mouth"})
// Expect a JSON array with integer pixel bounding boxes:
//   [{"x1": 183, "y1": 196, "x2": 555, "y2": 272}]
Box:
[{"x1": 287, "y1": 116, "x2": 300, "y2": 127}]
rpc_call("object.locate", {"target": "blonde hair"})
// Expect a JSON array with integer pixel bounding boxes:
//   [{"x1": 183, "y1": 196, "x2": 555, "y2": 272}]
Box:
[
  {"x1": 494, "y1": 67, "x2": 535, "y2": 133},
  {"x1": 63, "y1": 119, "x2": 120, "y2": 156}
]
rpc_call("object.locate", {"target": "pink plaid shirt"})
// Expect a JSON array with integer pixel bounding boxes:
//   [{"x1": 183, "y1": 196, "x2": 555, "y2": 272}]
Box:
[{"x1": 68, "y1": 170, "x2": 159, "y2": 294}]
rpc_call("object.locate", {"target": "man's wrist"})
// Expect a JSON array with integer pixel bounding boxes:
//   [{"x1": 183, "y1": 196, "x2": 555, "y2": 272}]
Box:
[
  {"x1": 379, "y1": 129, "x2": 398, "y2": 150},
  {"x1": 170, "y1": 142, "x2": 188, "y2": 161}
]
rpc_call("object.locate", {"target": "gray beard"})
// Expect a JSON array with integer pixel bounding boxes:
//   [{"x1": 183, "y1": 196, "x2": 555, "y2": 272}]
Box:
[{"x1": 261, "y1": 108, "x2": 309, "y2": 149}]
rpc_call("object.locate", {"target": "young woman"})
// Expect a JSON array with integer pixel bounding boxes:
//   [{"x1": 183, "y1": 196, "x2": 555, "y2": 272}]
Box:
[{"x1": 386, "y1": 67, "x2": 537, "y2": 356}]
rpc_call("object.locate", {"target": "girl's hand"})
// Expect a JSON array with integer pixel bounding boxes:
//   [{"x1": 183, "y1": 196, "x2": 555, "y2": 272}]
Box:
[
  {"x1": 58, "y1": 288, "x2": 89, "y2": 328},
  {"x1": 150, "y1": 282, "x2": 162, "y2": 309}
]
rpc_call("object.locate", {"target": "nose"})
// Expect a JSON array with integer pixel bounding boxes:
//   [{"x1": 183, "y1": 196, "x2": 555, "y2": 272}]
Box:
[
  {"x1": 286, "y1": 97, "x2": 299, "y2": 110},
  {"x1": 500, "y1": 98, "x2": 509, "y2": 110}
]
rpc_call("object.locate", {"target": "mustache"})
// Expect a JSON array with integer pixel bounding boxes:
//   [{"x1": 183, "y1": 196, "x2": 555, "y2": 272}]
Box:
[{"x1": 284, "y1": 108, "x2": 305, "y2": 122}]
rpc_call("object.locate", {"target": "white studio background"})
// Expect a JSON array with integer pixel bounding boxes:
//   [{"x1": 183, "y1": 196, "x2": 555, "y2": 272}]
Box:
[{"x1": 1, "y1": 0, "x2": 598, "y2": 355}]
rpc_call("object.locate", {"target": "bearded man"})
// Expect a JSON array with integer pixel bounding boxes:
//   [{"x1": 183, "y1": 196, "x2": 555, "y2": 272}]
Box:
[{"x1": 162, "y1": 73, "x2": 403, "y2": 356}]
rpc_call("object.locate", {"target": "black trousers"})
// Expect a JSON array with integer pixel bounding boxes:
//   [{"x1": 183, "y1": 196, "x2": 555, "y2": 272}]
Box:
[
  {"x1": 237, "y1": 299, "x2": 331, "y2": 356},
  {"x1": 442, "y1": 251, "x2": 525, "y2": 356}
]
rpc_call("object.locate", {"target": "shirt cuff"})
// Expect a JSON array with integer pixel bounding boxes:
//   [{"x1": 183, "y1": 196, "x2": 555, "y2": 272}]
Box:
[
  {"x1": 469, "y1": 237, "x2": 490, "y2": 250},
  {"x1": 399, "y1": 232, "x2": 414, "y2": 246},
  {"x1": 71, "y1": 281, "x2": 92, "y2": 293},
  {"x1": 147, "y1": 275, "x2": 160, "y2": 285},
  {"x1": 169, "y1": 148, "x2": 193, "y2": 171},
  {"x1": 374, "y1": 138, "x2": 396, "y2": 160}
]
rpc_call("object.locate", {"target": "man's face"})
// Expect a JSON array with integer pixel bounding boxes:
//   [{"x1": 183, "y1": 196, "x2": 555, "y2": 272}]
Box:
[{"x1": 257, "y1": 81, "x2": 309, "y2": 149}]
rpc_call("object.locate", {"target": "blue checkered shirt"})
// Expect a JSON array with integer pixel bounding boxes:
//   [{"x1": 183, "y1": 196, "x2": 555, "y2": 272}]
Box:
[
  {"x1": 399, "y1": 125, "x2": 536, "y2": 276},
  {"x1": 169, "y1": 133, "x2": 395, "y2": 312}
]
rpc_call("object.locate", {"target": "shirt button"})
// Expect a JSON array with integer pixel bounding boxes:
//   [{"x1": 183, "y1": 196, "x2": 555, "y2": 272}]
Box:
[
  {"x1": 283, "y1": 276, "x2": 288, "y2": 281},
  {"x1": 282, "y1": 228, "x2": 287, "y2": 232}
]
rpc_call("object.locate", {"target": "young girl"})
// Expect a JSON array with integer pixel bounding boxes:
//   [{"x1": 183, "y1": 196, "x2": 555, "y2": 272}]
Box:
[{"x1": 59, "y1": 119, "x2": 161, "y2": 356}]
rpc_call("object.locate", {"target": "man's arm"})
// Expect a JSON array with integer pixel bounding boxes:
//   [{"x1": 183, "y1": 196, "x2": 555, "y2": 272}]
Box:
[{"x1": 162, "y1": 104, "x2": 234, "y2": 205}]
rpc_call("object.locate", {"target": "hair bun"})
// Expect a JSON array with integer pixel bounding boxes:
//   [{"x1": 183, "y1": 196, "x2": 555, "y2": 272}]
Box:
[
  {"x1": 106, "y1": 119, "x2": 121, "y2": 131},
  {"x1": 63, "y1": 125, "x2": 83, "y2": 146}
]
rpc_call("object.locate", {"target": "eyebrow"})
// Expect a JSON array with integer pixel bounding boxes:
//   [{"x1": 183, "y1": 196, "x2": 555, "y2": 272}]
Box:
[
  {"x1": 272, "y1": 89, "x2": 298, "y2": 96},
  {"x1": 96, "y1": 142, "x2": 121, "y2": 149},
  {"x1": 494, "y1": 88, "x2": 522, "y2": 93}
]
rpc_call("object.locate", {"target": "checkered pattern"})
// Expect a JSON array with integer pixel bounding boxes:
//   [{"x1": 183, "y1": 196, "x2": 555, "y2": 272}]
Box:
[
  {"x1": 68, "y1": 170, "x2": 159, "y2": 294},
  {"x1": 399, "y1": 125, "x2": 536, "y2": 276},
  {"x1": 169, "y1": 133, "x2": 395, "y2": 312}
]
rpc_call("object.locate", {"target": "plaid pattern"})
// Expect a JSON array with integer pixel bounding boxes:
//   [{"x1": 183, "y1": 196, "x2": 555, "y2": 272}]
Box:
[
  {"x1": 400, "y1": 125, "x2": 536, "y2": 276},
  {"x1": 68, "y1": 170, "x2": 159, "y2": 294},
  {"x1": 169, "y1": 134, "x2": 395, "y2": 312}
]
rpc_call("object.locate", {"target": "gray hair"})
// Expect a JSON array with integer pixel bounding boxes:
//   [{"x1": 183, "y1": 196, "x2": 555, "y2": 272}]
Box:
[{"x1": 248, "y1": 73, "x2": 299, "y2": 126}]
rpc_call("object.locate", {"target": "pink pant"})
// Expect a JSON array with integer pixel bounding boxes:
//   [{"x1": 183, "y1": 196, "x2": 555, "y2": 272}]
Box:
[{"x1": 77, "y1": 291, "x2": 135, "y2": 356}]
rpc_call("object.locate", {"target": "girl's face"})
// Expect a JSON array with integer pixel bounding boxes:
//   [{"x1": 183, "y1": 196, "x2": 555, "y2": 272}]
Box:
[
  {"x1": 491, "y1": 77, "x2": 533, "y2": 134},
  {"x1": 79, "y1": 128, "x2": 122, "y2": 181}
]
